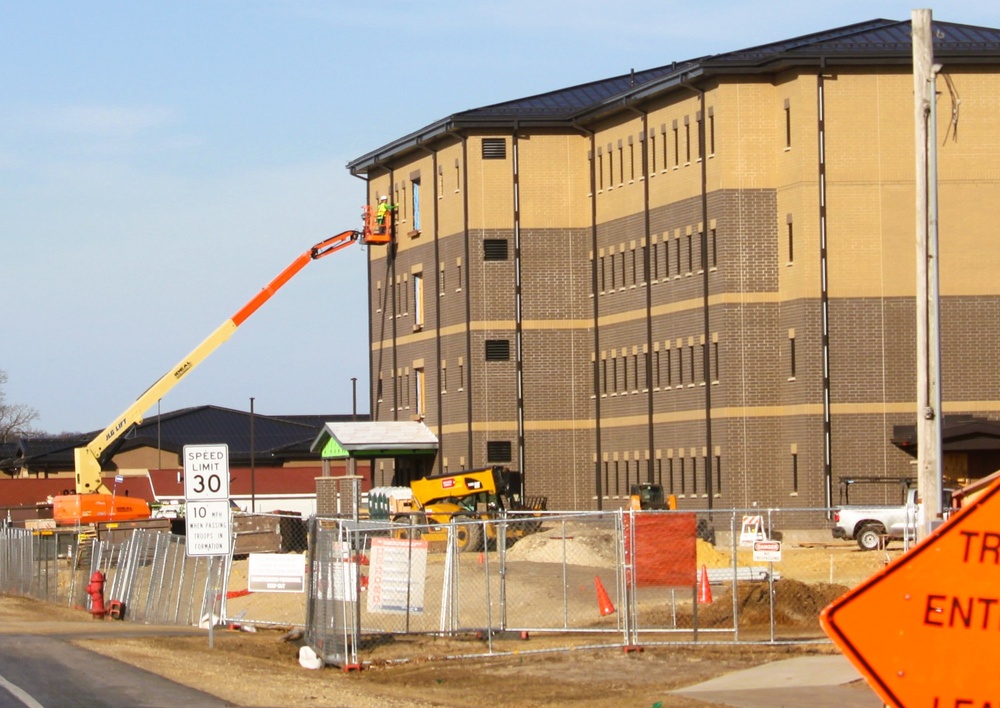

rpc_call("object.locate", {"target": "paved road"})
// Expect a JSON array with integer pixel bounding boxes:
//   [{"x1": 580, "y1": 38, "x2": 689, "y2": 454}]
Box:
[{"x1": 0, "y1": 623, "x2": 233, "y2": 708}]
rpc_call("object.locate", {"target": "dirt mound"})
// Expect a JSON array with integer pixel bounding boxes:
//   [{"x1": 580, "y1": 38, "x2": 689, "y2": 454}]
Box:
[
  {"x1": 693, "y1": 579, "x2": 849, "y2": 629},
  {"x1": 506, "y1": 523, "x2": 617, "y2": 568}
]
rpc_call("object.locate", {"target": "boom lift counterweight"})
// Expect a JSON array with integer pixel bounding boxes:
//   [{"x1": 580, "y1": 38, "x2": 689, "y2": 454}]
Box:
[{"x1": 56, "y1": 226, "x2": 365, "y2": 526}]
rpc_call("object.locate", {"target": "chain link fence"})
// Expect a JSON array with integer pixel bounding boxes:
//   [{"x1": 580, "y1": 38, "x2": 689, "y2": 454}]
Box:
[
  {"x1": 302, "y1": 507, "x2": 903, "y2": 667},
  {"x1": 1, "y1": 506, "x2": 904, "y2": 666}
]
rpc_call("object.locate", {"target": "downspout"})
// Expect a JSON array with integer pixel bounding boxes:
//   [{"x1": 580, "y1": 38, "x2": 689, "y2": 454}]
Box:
[
  {"x1": 681, "y1": 81, "x2": 714, "y2": 508},
  {"x1": 574, "y1": 120, "x2": 602, "y2": 508},
  {"x1": 512, "y1": 127, "x2": 526, "y2": 489},
  {"x1": 416, "y1": 145, "x2": 443, "y2": 473},
  {"x1": 625, "y1": 105, "x2": 655, "y2": 484},
  {"x1": 352, "y1": 171, "x2": 376, "y2": 424},
  {"x1": 817, "y1": 68, "x2": 833, "y2": 509},
  {"x1": 461, "y1": 137, "x2": 473, "y2": 466}
]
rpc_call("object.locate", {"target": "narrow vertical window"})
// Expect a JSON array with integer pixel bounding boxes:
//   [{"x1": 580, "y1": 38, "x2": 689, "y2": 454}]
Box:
[
  {"x1": 792, "y1": 451, "x2": 799, "y2": 493},
  {"x1": 691, "y1": 456, "x2": 698, "y2": 495},
  {"x1": 617, "y1": 142, "x2": 624, "y2": 185},
  {"x1": 684, "y1": 118, "x2": 691, "y2": 163},
  {"x1": 650, "y1": 132, "x2": 657, "y2": 173},
  {"x1": 686, "y1": 233, "x2": 693, "y2": 273},
  {"x1": 600, "y1": 255, "x2": 606, "y2": 293},
  {"x1": 787, "y1": 214, "x2": 794, "y2": 263},
  {"x1": 619, "y1": 250, "x2": 626, "y2": 287},
  {"x1": 715, "y1": 454, "x2": 722, "y2": 495},
  {"x1": 689, "y1": 344, "x2": 696, "y2": 385},
  {"x1": 680, "y1": 458, "x2": 686, "y2": 495},
  {"x1": 598, "y1": 151, "x2": 604, "y2": 191},
  {"x1": 653, "y1": 350, "x2": 661, "y2": 388},
  {"x1": 709, "y1": 108, "x2": 716, "y2": 155},
  {"x1": 441, "y1": 361, "x2": 447, "y2": 393},
  {"x1": 458, "y1": 358, "x2": 465, "y2": 390},
  {"x1": 628, "y1": 140, "x2": 635, "y2": 181},
  {"x1": 696, "y1": 112, "x2": 703, "y2": 160},
  {"x1": 631, "y1": 247, "x2": 637, "y2": 286},
  {"x1": 661, "y1": 124, "x2": 668, "y2": 170},
  {"x1": 411, "y1": 180, "x2": 421, "y2": 231},
  {"x1": 415, "y1": 367, "x2": 425, "y2": 417},
  {"x1": 651, "y1": 242, "x2": 658, "y2": 280},
  {"x1": 784, "y1": 99, "x2": 792, "y2": 149},
  {"x1": 710, "y1": 229, "x2": 718, "y2": 269},
  {"x1": 673, "y1": 122, "x2": 679, "y2": 167},
  {"x1": 712, "y1": 337, "x2": 720, "y2": 383},
  {"x1": 413, "y1": 272, "x2": 423, "y2": 328},
  {"x1": 675, "y1": 237, "x2": 681, "y2": 275},
  {"x1": 789, "y1": 329, "x2": 797, "y2": 379},
  {"x1": 607, "y1": 144, "x2": 614, "y2": 186},
  {"x1": 454, "y1": 158, "x2": 461, "y2": 192},
  {"x1": 668, "y1": 458, "x2": 675, "y2": 494}
]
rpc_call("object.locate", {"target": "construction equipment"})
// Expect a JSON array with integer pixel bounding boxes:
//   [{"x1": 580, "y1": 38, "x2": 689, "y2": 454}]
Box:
[
  {"x1": 629, "y1": 483, "x2": 666, "y2": 510},
  {"x1": 369, "y1": 466, "x2": 547, "y2": 553},
  {"x1": 54, "y1": 226, "x2": 366, "y2": 526}
]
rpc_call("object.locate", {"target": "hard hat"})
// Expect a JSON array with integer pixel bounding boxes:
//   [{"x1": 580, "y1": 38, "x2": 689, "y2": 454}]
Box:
[{"x1": 379, "y1": 195, "x2": 388, "y2": 202}]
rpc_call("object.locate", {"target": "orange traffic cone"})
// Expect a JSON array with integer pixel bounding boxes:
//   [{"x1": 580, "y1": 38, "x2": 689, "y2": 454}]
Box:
[
  {"x1": 698, "y1": 564, "x2": 713, "y2": 604},
  {"x1": 595, "y1": 576, "x2": 616, "y2": 616}
]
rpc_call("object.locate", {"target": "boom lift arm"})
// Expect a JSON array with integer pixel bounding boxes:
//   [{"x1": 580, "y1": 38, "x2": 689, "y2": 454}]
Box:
[{"x1": 73, "y1": 228, "x2": 362, "y2": 497}]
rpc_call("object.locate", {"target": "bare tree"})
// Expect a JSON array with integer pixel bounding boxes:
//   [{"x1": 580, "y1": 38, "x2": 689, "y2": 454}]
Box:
[{"x1": 0, "y1": 369, "x2": 42, "y2": 443}]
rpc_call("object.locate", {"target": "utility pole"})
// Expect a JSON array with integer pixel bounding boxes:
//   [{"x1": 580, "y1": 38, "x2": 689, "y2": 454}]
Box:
[{"x1": 913, "y1": 8, "x2": 943, "y2": 541}]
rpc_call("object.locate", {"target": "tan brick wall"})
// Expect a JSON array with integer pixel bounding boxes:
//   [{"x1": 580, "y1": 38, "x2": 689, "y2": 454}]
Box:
[{"x1": 363, "y1": 61, "x2": 1000, "y2": 511}]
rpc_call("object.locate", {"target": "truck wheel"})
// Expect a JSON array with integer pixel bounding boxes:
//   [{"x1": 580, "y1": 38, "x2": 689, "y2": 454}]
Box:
[
  {"x1": 856, "y1": 524, "x2": 885, "y2": 551},
  {"x1": 453, "y1": 520, "x2": 483, "y2": 553}
]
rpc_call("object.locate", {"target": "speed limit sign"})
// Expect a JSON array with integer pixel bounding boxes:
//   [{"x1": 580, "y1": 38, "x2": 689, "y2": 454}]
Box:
[{"x1": 183, "y1": 444, "x2": 230, "y2": 500}]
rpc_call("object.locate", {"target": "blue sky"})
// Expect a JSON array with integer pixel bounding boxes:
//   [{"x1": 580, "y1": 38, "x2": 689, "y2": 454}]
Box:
[{"x1": 3, "y1": 1, "x2": 998, "y2": 435}]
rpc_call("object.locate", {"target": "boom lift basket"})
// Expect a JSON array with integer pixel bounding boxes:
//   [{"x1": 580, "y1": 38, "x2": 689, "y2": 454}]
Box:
[{"x1": 363, "y1": 204, "x2": 393, "y2": 245}]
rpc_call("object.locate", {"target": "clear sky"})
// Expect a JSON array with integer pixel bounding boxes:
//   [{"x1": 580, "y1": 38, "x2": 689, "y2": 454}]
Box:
[{"x1": 3, "y1": 1, "x2": 997, "y2": 435}]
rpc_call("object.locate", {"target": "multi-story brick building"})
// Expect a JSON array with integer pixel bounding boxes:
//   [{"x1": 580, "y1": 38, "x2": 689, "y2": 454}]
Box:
[{"x1": 347, "y1": 19, "x2": 1000, "y2": 511}]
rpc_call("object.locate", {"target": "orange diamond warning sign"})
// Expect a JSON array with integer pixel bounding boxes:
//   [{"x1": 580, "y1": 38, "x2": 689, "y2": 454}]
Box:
[{"x1": 821, "y1": 477, "x2": 1000, "y2": 707}]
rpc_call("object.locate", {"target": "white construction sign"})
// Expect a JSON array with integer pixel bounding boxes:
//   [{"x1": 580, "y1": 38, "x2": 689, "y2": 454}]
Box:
[{"x1": 366, "y1": 537, "x2": 428, "y2": 614}]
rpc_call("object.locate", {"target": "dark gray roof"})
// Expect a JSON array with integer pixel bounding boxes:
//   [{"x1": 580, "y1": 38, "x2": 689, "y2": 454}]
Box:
[
  {"x1": 348, "y1": 18, "x2": 1000, "y2": 175},
  {"x1": 0, "y1": 405, "x2": 362, "y2": 474}
]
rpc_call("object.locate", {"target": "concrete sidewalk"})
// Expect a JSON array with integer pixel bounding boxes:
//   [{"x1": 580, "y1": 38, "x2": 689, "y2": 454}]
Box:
[{"x1": 671, "y1": 654, "x2": 883, "y2": 708}]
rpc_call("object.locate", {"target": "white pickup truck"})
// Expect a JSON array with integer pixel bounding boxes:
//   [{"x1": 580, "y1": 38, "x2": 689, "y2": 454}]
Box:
[{"x1": 832, "y1": 486, "x2": 953, "y2": 550}]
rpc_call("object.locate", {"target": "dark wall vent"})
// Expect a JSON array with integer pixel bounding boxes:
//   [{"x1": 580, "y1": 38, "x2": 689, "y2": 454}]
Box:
[
  {"x1": 487, "y1": 440, "x2": 512, "y2": 462},
  {"x1": 482, "y1": 138, "x2": 507, "y2": 160},
  {"x1": 483, "y1": 239, "x2": 509, "y2": 261},
  {"x1": 485, "y1": 339, "x2": 511, "y2": 361}
]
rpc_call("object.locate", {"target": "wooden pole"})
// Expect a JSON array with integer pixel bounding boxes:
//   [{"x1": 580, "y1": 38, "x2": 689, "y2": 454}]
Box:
[{"x1": 913, "y1": 8, "x2": 943, "y2": 540}]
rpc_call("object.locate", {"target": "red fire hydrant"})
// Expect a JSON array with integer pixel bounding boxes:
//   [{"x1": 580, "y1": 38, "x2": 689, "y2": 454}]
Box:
[{"x1": 86, "y1": 571, "x2": 106, "y2": 619}]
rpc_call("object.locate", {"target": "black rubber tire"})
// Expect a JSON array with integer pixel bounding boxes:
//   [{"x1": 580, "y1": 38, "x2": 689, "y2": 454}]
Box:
[
  {"x1": 856, "y1": 523, "x2": 885, "y2": 551},
  {"x1": 453, "y1": 519, "x2": 483, "y2": 553}
]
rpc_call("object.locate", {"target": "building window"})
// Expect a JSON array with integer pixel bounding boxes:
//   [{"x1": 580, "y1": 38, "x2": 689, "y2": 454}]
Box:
[
  {"x1": 786, "y1": 214, "x2": 794, "y2": 263},
  {"x1": 484, "y1": 239, "x2": 509, "y2": 261},
  {"x1": 792, "y1": 452, "x2": 799, "y2": 493},
  {"x1": 715, "y1": 454, "x2": 722, "y2": 495},
  {"x1": 696, "y1": 112, "x2": 703, "y2": 160},
  {"x1": 709, "y1": 109, "x2": 716, "y2": 156},
  {"x1": 650, "y1": 132, "x2": 657, "y2": 173},
  {"x1": 710, "y1": 228, "x2": 717, "y2": 269},
  {"x1": 415, "y1": 367, "x2": 425, "y2": 418},
  {"x1": 686, "y1": 233, "x2": 693, "y2": 273},
  {"x1": 673, "y1": 123, "x2": 679, "y2": 167},
  {"x1": 789, "y1": 330, "x2": 797, "y2": 379},
  {"x1": 684, "y1": 118, "x2": 691, "y2": 163},
  {"x1": 487, "y1": 440, "x2": 512, "y2": 462},
  {"x1": 411, "y1": 180, "x2": 421, "y2": 232},
  {"x1": 458, "y1": 358, "x2": 465, "y2": 390},
  {"x1": 483, "y1": 138, "x2": 507, "y2": 159},
  {"x1": 679, "y1": 458, "x2": 686, "y2": 495},
  {"x1": 485, "y1": 339, "x2": 511, "y2": 361},
  {"x1": 712, "y1": 337, "x2": 720, "y2": 383},
  {"x1": 412, "y1": 272, "x2": 424, "y2": 329},
  {"x1": 784, "y1": 99, "x2": 792, "y2": 149}
]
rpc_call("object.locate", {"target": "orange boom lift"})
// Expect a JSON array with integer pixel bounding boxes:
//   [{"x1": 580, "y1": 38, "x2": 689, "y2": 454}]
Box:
[{"x1": 54, "y1": 212, "x2": 390, "y2": 526}]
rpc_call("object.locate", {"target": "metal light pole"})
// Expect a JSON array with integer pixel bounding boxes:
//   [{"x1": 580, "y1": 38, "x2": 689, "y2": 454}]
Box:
[{"x1": 250, "y1": 396, "x2": 256, "y2": 514}]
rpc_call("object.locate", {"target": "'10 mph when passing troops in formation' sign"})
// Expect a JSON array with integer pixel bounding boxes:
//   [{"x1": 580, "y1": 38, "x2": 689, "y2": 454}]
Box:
[{"x1": 183, "y1": 444, "x2": 232, "y2": 557}]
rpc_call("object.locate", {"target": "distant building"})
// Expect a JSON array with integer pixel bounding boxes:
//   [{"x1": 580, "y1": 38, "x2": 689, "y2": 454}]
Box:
[
  {"x1": 349, "y1": 19, "x2": 1000, "y2": 511},
  {"x1": 0, "y1": 406, "x2": 370, "y2": 515}
]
